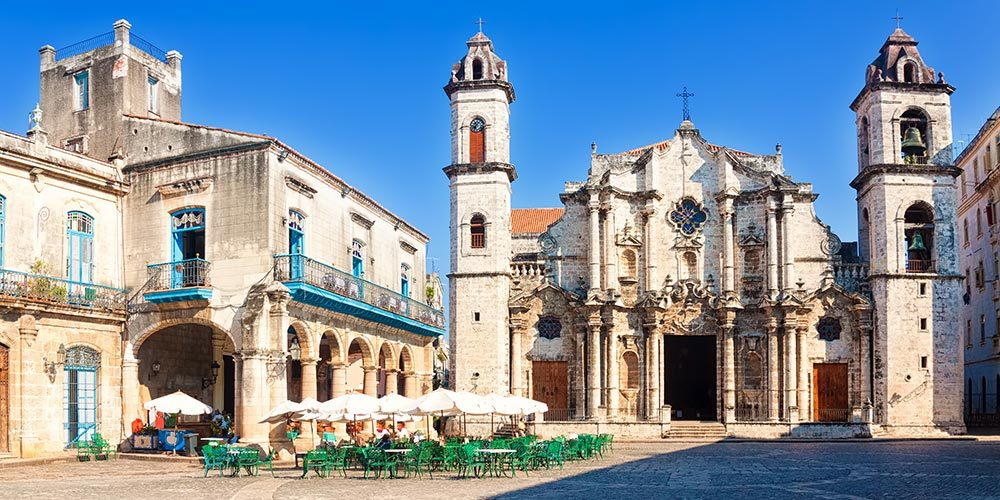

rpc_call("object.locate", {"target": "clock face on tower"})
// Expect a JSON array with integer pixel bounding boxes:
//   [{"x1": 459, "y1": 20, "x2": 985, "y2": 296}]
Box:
[{"x1": 470, "y1": 118, "x2": 486, "y2": 132}]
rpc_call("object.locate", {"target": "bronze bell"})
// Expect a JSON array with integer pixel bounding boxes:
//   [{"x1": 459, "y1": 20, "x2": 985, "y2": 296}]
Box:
[
  {"x1": 901, "y1": 127, "x2": 927, "y2": 157},
  {"x1": 908, "y1": 232, "x2": 926, "y2": 251}
]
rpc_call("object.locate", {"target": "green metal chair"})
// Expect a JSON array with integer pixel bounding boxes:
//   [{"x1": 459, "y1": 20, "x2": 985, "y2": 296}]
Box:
[
  {"x1": 301, "y1": 449, "x2": 332, "y2": 478},
  {"x1": 75, "y1": 440, "x2": 92, "y2": 462},
  {"x1": 257, "y1": 447, "x2": 278, "y2": 477},
  {"x1": 234, "y1": 448, "x2": 260, "y2": 477},
  {"x1": 202, "y1": 445, "x2": 228, "y2": 477},
  {"x1": 360, "y1": 447, "x2": 397, "y2": 479},
  {"x1": 455, "y1": 443, "x2": 488, "y2": 478}
]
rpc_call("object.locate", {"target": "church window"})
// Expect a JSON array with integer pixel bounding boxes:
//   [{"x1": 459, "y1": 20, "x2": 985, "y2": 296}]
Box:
[
  {"x1": 903, "y1": 62, "x2": 917, "y2": 83},
  {"x1": 621, "y1": 351, "x2": 639, "y2": 390},
  {"x1": 919, "y1": 318, "x2": 928, "y2": 331},
  {"x1": 904, "y1": 202, "x2": 934, "y2": 273},
  {"x1": 683, "y1": 251, "x2": 698, "y2": 281},
  {"x1": 817, "y1": 317, "x2": 842, "y2": 341},
  {"x1": 470, "y1": 214, "x2": 486, "y2": 248},
  {"x1": 920, "y1": 356, "x2": 928, "y2": 369},
  {"x1": 73, "y1": 71, "x2": 89, "y2": 111},
  {"x1": 899, "y1": 109, "x2": 929, "y2": 164},
  {"x1": 351, "y1": 239, "x2": 365, "y2": 277},
  {"x1": 859, "y1": 116, "x2": 870, "y2": 167},
  {"x1": 472, "y1": 58, "x2": 483, "y2": 80},
  {"x1": 918, "y1": 282, "x2": 927, "y2": 296},
  {"x1": 976, "y1": 260, "x2": 985, "y2": 289},
  {"x1": 669, "y1": 198, "x2": 708, "y2": 236},
  {"x1": 469, "y1": 118, "x2": 486, "y2": 163},
  {"x1": 537, "y1": 316, "x2": 562, "y2": 340},
  {"x1": 621, "y1": 249, "x2": 637, "y2": 278},
  {"x1": 981, "y1": 315, "x2": 987, "y2": 344}
]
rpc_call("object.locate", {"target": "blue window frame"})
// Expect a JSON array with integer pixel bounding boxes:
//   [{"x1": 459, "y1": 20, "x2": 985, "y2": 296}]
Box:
[
  {"x1": 66, "y1": 211, "x2": 93, "y2": 284},
  {"x1": 288, "y1": 210, "x2": 304, "y2": 279},
  {"x1": 64, "y1": 346, "x2": 100, "y2": 446},
  {"x1": 352, "y1": 240, "x2": 364, "y2": 278},
  {"x1": 74, "y1": 71, "x2": 89, "y2": 111},
  {"x1": 400, "y1": 263, "x2": 410, "y2": 297}
]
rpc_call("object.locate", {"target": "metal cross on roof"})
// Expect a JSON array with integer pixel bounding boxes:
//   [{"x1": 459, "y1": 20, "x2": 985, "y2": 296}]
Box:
[
  {"x1": 475, "y1": 17, "x2": 486, "y2": 33},
  {"x1": 892, "y1": 10, "x2": 903, "y2": 29},
  {"x1": 676, "y1": 86, "x2": 695, "y2": 121}
]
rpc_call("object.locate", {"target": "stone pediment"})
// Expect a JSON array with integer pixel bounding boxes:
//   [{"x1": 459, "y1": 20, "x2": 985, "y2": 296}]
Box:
[
  {"x1": 739, "y1": 224, "x2": 765, "y2": 246},
  {"x1": 616, "y1": 224, "x2": 643, "y2": 247},
  {"x1": 509, "y1": 281, "x2": 580, "y2": 308}
]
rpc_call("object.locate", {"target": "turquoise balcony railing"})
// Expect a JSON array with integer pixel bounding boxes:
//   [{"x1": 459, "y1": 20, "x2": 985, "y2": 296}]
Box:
[
  {"x1": 146, "y1": 258, "x2": 211, "y2": 290},
  {"x1": 0, "y1": 268, "x2": 125, "y2": 311},
  {"x1": 274, "y1": 254, "x2": 445, "y2": 334}
]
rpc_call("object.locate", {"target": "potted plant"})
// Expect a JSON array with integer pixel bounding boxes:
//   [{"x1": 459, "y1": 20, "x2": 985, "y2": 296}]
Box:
[{"x1": 132, "y1": 425, "x2": 159, "y2": 450}]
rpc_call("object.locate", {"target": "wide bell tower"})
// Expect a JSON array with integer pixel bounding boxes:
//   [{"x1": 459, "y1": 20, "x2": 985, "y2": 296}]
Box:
[
  {"x1": 443, "y1": 30, "x2": 517, "y2": 394},
  {"x1": 850, "y1": 26, "x2": 965, "y2": 434}
]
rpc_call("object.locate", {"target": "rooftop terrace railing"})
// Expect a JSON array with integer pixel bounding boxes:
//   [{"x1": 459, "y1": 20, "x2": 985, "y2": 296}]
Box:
[
  {"x1": 274, "y1": 254, "x2": 445, "y2": 330},
  {"x1": 54, "y1": 31, "x2": 168, "y2": 63},
  {"x1": 0, "y1": 268, "x2": 125, "y2": 311}
]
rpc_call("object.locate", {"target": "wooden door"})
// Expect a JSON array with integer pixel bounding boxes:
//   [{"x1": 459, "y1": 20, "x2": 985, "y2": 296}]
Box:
[
  {"x1": 813, "y1": 363, "x2": 849, "y2": 422},
  {"x1": 0, "y1": 345, "x2": 7, "y2": 452},
  {"x1": 469, "y1": 129, "x2": 485, "y2": 163},
  {"x1": 532, "y1": 361, "x2": 567, "y2": 418}
]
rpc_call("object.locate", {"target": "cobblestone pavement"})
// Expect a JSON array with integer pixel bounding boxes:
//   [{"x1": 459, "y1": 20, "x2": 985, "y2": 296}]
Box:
[{"x1": 1, "y1": 441, "x2": 999, "y2": 499}]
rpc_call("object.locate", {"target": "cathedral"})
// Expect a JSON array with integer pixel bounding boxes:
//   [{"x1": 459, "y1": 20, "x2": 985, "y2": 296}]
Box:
[{"x1": 447, "y1": 27, "x2": 965, "y2": 437}]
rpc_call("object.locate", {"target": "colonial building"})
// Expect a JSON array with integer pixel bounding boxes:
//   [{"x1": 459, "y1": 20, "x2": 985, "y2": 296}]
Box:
[
  {"x1": 0, "y1": 19, "x2": 444, "y2": 457},
  {"x1": 956, "y1": 105, "x2": 1000, "y2": 427},
  {"x1": 447, "y1": 27, "x2": 965, "y2": 437}
]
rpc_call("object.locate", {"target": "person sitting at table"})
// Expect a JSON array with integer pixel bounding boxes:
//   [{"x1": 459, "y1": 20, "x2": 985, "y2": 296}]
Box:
[
  {"x1": 396, "y1": 422, "x2": 410, "y2": 441},
  {"x1": 374, "y1": 421, "x2": 392, "y2": 449}
]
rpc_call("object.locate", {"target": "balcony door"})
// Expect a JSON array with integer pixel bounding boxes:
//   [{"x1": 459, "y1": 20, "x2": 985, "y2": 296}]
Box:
[
  {"x1": 64, "y1": 346, "x2": 100, "y2": 447},
  {"x1": 288, "y1": 210, "x2": 304, "y2": 279},
  {"x1": 66, "y1": 212, "x2": 93, "y2": 284},
  {"x1": 171, "y1": 209, "x2": 206, "y2": 287}
]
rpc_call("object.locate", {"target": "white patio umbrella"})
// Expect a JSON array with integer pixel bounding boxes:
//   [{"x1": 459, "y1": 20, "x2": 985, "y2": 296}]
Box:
[
  {"x1": 143, "y1": 391, "x2": 211, "y2": 454},
  {"x1": 319, "y1": 393, "x2": 382, "y2": 439},
  {"x1": 259, "y1": 399, "x2": 305, "y2": 424},
  {"x1": 378, "y1": 393, "x2": 418, "y2": 436},
  {"x1": 294, "y1": 397, "x2": 324, "y2": 447}
]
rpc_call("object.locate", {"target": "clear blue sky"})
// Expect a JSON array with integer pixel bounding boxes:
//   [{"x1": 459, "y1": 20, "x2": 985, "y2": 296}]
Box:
[{"x1": 0, "y1": 1, "x2": 997, "y2": 284}]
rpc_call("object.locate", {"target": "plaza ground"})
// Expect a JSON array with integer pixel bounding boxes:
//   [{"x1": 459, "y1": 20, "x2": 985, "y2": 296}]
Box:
[{"x1": 2, "y1": 441, "x2": 999, "y2": 499}]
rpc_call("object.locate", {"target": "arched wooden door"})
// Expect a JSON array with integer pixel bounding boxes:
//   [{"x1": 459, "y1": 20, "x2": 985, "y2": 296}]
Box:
[{"x1": 0, "y1": 344, "x2": 8, "y2": 452}]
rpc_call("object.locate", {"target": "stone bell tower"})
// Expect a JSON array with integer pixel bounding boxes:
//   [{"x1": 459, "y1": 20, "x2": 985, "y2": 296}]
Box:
[
  {"x1": 444, "y1": 30, "x2": 517, "y2": 395},
  {"x1": 850, "y1": 27, "x2": 965, "y2": 434}
]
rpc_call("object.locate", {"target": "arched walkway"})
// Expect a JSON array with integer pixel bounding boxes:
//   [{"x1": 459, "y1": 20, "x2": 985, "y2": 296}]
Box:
[
  {"x1": 318, "y1": 331, "x2": 345, "y2": 401},
  {"x1": 346, "y1": 336, "x2": 375, "y2": 396},
  {"x1": 376, "y1": 342, "x2": 396, "y2": 396}
]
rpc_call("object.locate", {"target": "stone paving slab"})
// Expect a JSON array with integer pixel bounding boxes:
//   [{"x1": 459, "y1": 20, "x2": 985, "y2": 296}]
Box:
[{"x1": 0, "y1": 442, "x2": 998, "y2": 499}]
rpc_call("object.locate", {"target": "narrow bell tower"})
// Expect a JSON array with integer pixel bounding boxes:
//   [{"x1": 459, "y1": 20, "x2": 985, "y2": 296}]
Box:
[
  {"x1": 444, "y1": 30, "x2": 517, "y2": 395},
  {"x1": 851, "y1": 27, "x2": 965, "y2": 434}
]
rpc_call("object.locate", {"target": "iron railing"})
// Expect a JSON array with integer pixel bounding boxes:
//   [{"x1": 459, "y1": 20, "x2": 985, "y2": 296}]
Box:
[
  {"x1": 906, "y1": 259, "x2": 936, "y2": 273},
  {"x1": 735, "y1": 404, "x2": 771, "y2": 422},
  {"x1": 273, "y1": 254, "x2": 445, "y2": 329},
  {"x1": 0, "y1": 268, "x2": 125, "y2": 310},
  {"x1": 815, "y1": 408, "x2": 851, "y2": 423},
  {"x1": 130, "y1": 33, "x2": 168, "y2": 62},
  {"x1": 541, "y1": 408, "x2": 574, "y2": 421},
  {"x1": 56, "y1": 32, "x2": 114, "y2": 60},
  {"x1": 146, "y1": 258, "x2": 211, "y2": 290}
]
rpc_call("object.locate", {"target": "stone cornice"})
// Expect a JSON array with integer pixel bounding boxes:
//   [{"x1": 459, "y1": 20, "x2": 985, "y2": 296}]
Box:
[
  {"x1": 850, "y1": 81, "x2": 955, "y2": 111},
  {"x1": 443, "y1": 79, "x2": 516, "y2": 103},
  {"x1": 443, "y1": 162, "x2": 517, "y2": 183},
  {"x1": 850, "y1": 163, "x2": 961, "y2": 190}
]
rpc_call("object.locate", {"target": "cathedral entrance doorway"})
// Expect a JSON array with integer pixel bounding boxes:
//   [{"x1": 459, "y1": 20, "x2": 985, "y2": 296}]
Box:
[
  {"x1": 663, "y1": 336, "x2": 717, "y2": 420},
  {"x1": 531, "y1": 361, "x2": 568, "y2": 419},
  {"x1": 813, "y1": 363, "x2": 849, "y2": 422}
]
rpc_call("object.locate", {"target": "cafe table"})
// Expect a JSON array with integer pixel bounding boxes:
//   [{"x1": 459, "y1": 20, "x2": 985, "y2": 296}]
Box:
[{"x1": 475, "y1": 449, "x2": 516, "y2": 477}]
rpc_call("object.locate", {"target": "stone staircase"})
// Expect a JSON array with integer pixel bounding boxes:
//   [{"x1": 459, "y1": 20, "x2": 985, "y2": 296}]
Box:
[{"x1": 667, "y1": 421, "x2": 728, "y2": 440}]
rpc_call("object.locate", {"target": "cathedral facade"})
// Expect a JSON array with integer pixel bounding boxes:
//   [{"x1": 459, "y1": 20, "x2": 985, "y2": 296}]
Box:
[{"x1": 447, "y1": 28, "x2": 965, "y2": 436}]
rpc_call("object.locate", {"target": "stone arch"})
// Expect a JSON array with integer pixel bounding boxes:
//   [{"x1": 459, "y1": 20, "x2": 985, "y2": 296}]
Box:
[
  {"x1": 318, "y1": 329, "x2": 344, "y2": 365},
  {"x1": 287, "y1": 320, "x2": 313, "y2": 359},
  {"x1": 346, "y1": 335, "x2": 375, "y2": 367},
  {"x1": 131, "y1": 317, "x2": 236, "y2": 357},
  {"x1": 398, "y1": 344, "x2": 415, "y2": 373},
  {"x1": 377, "y1": 341, "x2": 397, "y2": 371}
]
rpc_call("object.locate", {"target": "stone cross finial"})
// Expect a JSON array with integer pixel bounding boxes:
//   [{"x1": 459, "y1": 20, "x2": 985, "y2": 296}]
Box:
[
  {"x1": 892, "y1": 10, "x2": 903, "y2": 29},
  {"x1": 475, "y1": 17, "x2": 486, "y2": 33}
]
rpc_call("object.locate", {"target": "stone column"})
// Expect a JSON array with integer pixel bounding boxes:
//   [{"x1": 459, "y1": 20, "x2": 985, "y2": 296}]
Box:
[
  {"x1": 644, "y1": 208, "x2": 659, "y2": 291},
  {"x1": 781, "y1": 201, "x2": 796, "y2": 293},
  {"x1": 238, "y1": 351, "x2": 270, "y2": 443},
  {"x1": 784, "y1": 327, "x2": 798, "y2": 422},
  {"x1": 647, "y1": 330, "x2": 661, "y2": 420},
  {"x1": 403, "y1": 372, "x2": 418, "y2": 398},
  {"x1": 722, "y1": 325, "x2": 736, "y2": 423},
  {"x1": 362, "y1": 366, "x2": 378, "y2": 397},
  {"x1": 332, "y1": 364, "x2": 347, "y2": 398},
  {"x1": 588, "y1": 200, "x2": 601, "y2": 291},
  {"x1": 796, "y1": 327, "x2": 809, "y2": 421},
  {"x1": 510, "y1": 327, "x2": 522, "y2": 397},
  {"x1": 121, "y1": 347, "x2": 141, "y2": 429},
  {"x1": 18, "y1": 315, "x2": 38, "y2": 457},
  {"x1": 722, "y1": 198, "x2": 736, "y2": 294},
  {"x1": 607, "y1": 332, "x2": 620, "y2": 418},
  {"x1": 604, "y1": 208, "x2": 617, "y2": 291},
  {"x1": 655, "y1": 331, "x2": 664, "y2": 414},
  {"x1": 587, "y1": 322, "x2": 601, "y2": 419},
  {"x1": 385, "y1": 369, "x2": 399, "y2": 395},
  {"x1": 766, "y1": 200, "x2": 780, "y2": 298},
  {"x1": 767, "y1": 327, "x2": 780, "y2": 421},
  {"x1": 575, "y1": 328, "x2": 586, "y2": 419},
  {"x1": 300, "y1": 359, "x2": 318, "y2": 401}
]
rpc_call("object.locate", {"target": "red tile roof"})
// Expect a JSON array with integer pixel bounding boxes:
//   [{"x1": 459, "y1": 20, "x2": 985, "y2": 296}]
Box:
[{"x1": 511, "y1": 208, "x2": 564, "y2": 234}]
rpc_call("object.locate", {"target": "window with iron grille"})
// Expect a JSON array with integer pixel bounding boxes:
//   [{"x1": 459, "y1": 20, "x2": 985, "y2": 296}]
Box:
[{"x1": 537, "y1": 316, "x2": 562, "y2": 339}]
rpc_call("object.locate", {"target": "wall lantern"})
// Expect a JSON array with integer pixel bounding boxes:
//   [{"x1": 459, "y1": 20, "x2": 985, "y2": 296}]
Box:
[
  {"x1": 43, "y1": 343, "x2": 66, "y2": 381},
  {"x1": 202, "y1": 360, "x2": 221, "y2": 389},
  {"x1": 151, "y1": 360, "x2": 161, "y2": 378}
]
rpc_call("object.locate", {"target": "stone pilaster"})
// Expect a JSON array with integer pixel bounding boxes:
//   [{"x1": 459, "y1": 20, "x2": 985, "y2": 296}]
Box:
[
  {"x1": 796, "y1": 327, "x2": 809, "y2": 420},
  {"x1": 121, "y1": 347, "x2": 141, "y2": 428},
  {"x1": 212, "y1": 337, "x2": 226, "y2": 411},
  {"x1": 603, "y1": 206, "x2": 617, "y2": 291},
  {"x1": 767, "y1": 323, "x2": 780, "y2": 421},
  {"x1": 643, "y1": 208, "x2": 658, "y2": 291},
  {"x1": 607, "y1": 331, "x2": 620, "y2": 418},
  {"x1": 510, "y1": 326, "x2": 523, "y2": 397},
  {"x1": 722, "y1": 323, "x2": 736, "y2": 423},
  {"x1": 766, "y1": 198, "x2": 780, "y2": 298},
  {"x1": 721, "y1": 196, "x2": 736, "y2": 294},
  {"x1": 784, "y1": 325, "x2": 798, "y2": 422},
  {"x1": 575, "y1": 326, "x2": 586, "y2": 419},
  {"x1": 781, "y1": 200, "x2": 795, "y2": 294},
  {"x1": 18, "y1": 315, "x2": 38, "y2": 457},
  {"x1": 237, "y1": 351, "x2": 270, "y2": 443},
  {"x1": 588, "y1": 198, "x2": 601, "y2": 291},
  {"x1": 587, "y1": 320, "x2": 601, "y2": 419}
]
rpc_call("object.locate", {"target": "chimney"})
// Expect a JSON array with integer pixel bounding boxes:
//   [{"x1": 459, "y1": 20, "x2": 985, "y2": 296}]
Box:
[
  {"x1": 113, "y1": 19, "x2": 132, "y2": 46},
  {"x1": 38, "y1": 45, "x2": 55, "y2": 70}
]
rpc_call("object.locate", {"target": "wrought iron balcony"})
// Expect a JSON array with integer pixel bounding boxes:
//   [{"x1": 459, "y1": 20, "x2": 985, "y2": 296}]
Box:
[
  {"x1": 274, "y1": 254, "x2": 445, "y2": 335},
  {"x1": 906, "y1": 259, "x2": 936, "y2": 273},
  {"x1": 143, "y1": 259, "x2": 212, "y2": 303},
  {"x1": 0, "y1": 268, "x2": 125, "y2": 311}
]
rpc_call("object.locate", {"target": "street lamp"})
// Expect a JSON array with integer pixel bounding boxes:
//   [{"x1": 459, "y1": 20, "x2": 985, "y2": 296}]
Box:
[
  {"x1": 43, "y1": 343, "x2": 66, "y2": 381},
  {"x1": 202, "y1": 360, "x2": 220, "y2": 389}
]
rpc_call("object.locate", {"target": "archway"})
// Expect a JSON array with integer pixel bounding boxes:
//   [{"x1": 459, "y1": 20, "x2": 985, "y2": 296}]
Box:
[
  {"x1": 398, "y1": 346, "x2": 415, "y2": 397},
  {"x1": 376, "y1": 342, "x2": 396, "y2": 396},
  {"x1": 318, "y1": 332, "x2": 344, "y2": 401},
  {"x1": 135, "y1": 323, "x2": 236, "y2": 422},
  {"x1": 346, "y1": 337, "x2": 374, "y2": 395}
]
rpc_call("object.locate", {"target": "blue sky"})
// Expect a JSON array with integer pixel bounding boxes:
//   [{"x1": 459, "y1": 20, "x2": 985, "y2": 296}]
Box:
[{"x1": 0, "y1": 1, "x2": 997, "y2": 284}]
